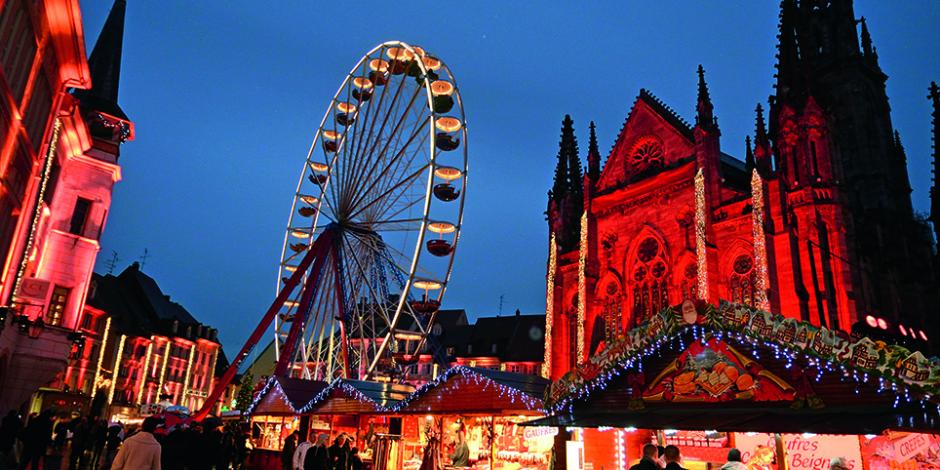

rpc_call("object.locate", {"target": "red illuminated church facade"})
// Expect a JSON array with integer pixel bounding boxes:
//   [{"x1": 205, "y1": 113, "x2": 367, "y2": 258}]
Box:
[{"x1": 545, "y1": 0, "x2": 939, "y2": 379}]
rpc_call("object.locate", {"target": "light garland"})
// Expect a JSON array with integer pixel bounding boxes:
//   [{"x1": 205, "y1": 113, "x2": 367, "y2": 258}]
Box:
[
  {"x1": 750, "y1": 170, "x2": 770, "y2": 310},
  {"x1": 207, "y1": 347, "x2": 219, "y2": 398},
  {"x1": 181, "y1": 344, "x2": 196, "y2": 407},
  {"x1": 577, "y1": 211, "x2": 588, "y2": 363},
  {"x1": 137, "y1": 341, "x2": 153, "y2": 404},
  {"x1": 300, "y1": 379, "x2": 388, "y2": 414},
  {"x1": 11, "y1": 119, "x2": 62, "y2": 305},
  {"x1": 615, "y1": 429, "x2": 626, "y2": 470},
  {"x1": 245, "y1": 376, "x2": 299, "y2": 416},
  {"x1": 157, "y1": 342, "x2": 170, "y2": 396},
  {"x1": 543, "y1": 233, "x2": 557, "y2": 378},
  {"x1": 91, "y1": 316, "x2": 112, "y2": 396},
  {"x1": 393, "y1": 365, "x2": 544, "y2": 413},
  {"x1": 694, "y1": 169, "x2": 709, "y2": 301},
  {"x1": 108, "y1": 334, "x2": 127, "y2": 404}
]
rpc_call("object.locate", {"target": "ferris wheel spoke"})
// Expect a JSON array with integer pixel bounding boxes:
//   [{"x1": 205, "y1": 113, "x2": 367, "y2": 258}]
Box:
[
  {"x1": 347, "y1": 163, "x2": 428, "y2": 222},
  {"x1": 346, "y1": 113, "x2": 429, "y2": 216},
  {"x1": 340, "y1": 234, "x2": 395, "y2": 328}
]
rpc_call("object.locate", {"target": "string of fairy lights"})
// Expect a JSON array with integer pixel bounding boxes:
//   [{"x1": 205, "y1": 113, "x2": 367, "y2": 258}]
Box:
[
  {"x1": 394, "y1": 365, "x2": 544, "y2": 412},
  {"x1": 694, "y1": 169, "x2": 709, "y2": 301},
  {"x1": 751, "y1": 170, "x2": 771, "y2": 310},
  {"x1": 542, "y1": 234, "x2": 557, "y2": 378},
  {"x1": 577, "y1": 211, "x2": 588, "y2": 363}
]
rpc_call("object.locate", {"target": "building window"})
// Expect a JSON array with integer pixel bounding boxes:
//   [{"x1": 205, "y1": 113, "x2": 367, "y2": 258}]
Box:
[
  {"x1": 630, "y1": 237, "x2": 669, "y2": 326},
  {"x1": 729, "y1": 254, "x2": 756, "y2": 306},
  {"x1": 680, "y1": 263, "x2": 697, "y2": 301},
  {"x1": 80, "y1": 314, "x2": 94, "y2": 331},
  {"x1": 0, "y1": 0, "x2": 38, "y2": 102},
  {"x1": 69, "y1": 198, "x2": 93, "y2": 236},
  {"x1": 46, "y1": 286, "x2": 69, "y2": 326},
  {"x1": 602, "y1": 281, "x2": 623, "y2": 341}
]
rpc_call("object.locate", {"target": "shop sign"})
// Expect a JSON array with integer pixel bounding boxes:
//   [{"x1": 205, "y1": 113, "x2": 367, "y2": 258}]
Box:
[
  {"x1": 892, "y1": 433, "x2": 932, "y2": 462},
  {"x1": 309, "y1": 417, "x2": 330, "y2": 430},
  {"x1": 735, "y1": 433, "x2": 862, "y2": 470},
  {"x1": 523, "y1": 427, "x2": 558, "y2": 441}
]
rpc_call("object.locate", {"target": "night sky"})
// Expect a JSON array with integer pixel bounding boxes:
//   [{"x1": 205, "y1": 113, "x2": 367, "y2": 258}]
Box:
[{"x1": 78, "y1": 2, "x2": 940, "y2": 356}]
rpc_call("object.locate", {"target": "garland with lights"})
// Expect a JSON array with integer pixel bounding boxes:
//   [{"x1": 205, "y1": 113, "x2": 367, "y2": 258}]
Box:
[
  {"x1": 393, "y1": 365, "x2": 544, "y2": 413},
  {"x1": 137, "y1": 342, "x2": 154, "y2": 404},
  {"x1": 543, "y1": 234, "x2": 557, "y2": 378},
  {"x1": 546, "y1": 301, "x2": 940, "y2": 414},
  {"x1": 108, "y1": 334, "x2": 127, "y2": 404},
  {"x1": 300, "y1": 379, "x2": 388, "y2": 413},
  {"x1": 693, "y1": 169, "x2": 709, "y2": 301},
  {"x1": 750, "y1": 170, "x2": 770, "y2": 310},
  {"x1": 245, "y1": 375, "x2": 301, "y2": 416},
  {"x1": 91, "y1": 317, "x2": 112, "y2": 395},
  {"x1": 577, "y1": 211, "x2": 588, "y2": 363}
]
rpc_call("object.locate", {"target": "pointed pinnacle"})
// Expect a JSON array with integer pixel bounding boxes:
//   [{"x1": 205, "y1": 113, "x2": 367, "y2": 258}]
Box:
[
  {"x1": 745, "y1": 135, "x2": 755, "y2": 172},
  {"x1": 696, "y1": 64, "x2": 711, "y2": 103}
]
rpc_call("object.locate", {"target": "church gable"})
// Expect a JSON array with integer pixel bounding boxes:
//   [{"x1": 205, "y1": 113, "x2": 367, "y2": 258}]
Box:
[{"x1": 597, "y1": 90, "x2": 696, "y2": 193}]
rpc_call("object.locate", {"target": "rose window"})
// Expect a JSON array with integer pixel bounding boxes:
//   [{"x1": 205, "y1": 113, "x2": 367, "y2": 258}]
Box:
[{"x1": 630, "y1": 137, "x2": 665, "y2": 171}]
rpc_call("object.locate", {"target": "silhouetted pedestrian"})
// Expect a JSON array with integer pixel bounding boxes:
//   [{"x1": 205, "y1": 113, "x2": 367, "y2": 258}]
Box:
[{"x1": 18, "y1": 410, "x2": 53, "y2": 470}]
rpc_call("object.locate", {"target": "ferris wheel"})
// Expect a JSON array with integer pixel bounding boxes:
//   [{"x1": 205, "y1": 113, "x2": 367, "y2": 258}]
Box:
[{"x1": 272, "y1": 41, "x2": 468, "y2": 382}]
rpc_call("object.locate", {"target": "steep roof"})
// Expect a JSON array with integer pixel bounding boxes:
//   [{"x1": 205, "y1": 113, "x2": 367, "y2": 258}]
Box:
[{"x1": 73, "y1": 0, "x2": 128, "y2": 120}]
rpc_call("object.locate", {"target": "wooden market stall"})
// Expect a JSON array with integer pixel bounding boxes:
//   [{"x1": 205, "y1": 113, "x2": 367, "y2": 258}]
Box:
[
  {"x1": 397, "y1": 366, "x2": 554, "y2": 470},
  {"x1": 532, "y1": 302, "x2": 940, "y2": 470},
  {"x1": 245, "y1": 376, "x2": 328, "y2": 468},
  {"x1": 302, "y1": 378, "x2": 415, "y2": 469}
]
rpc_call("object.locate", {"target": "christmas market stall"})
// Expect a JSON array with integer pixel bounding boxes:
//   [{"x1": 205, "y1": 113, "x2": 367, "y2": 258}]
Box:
[
  {"x1": 300, "y1": 378, "x2": 414, "y2": 469},
  {"x1": 395, "y1": 366, "x2": 554, "y2": 470},
  {"x1": 245, "y1": 376, "x2": 328, "y2": 466},
  {"x1": 532, "y1": 302, "x2": 940, "y2": 470}
]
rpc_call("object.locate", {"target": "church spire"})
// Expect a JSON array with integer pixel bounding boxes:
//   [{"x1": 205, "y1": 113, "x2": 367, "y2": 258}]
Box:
[
  {"x1": 930, "y1": 81, "x2": 940, "y2": 245},
  {"x1": 745, "y1": 136, "x2": 755, "y2": 173},
  {"x1": 563, "y1": 115, "x2": 584, "y2": 214},
  {"x1": 550, "y1": 118, "x2": 570, "y2": 203},
  {"x1": 76, "y1": 0, "x2": 129, "y2": 120},
  {"x1": 753, "y1": 103, "x2": 772, "y2": 176},
  {"x1": 695, "y1": 64, "x2": 715, "y2": 128},
  {"x1": 774, "y1": 0, "x2": 803, "y2": 102},
  {"x1": 859, "y1": 17, "x2": 873, "y2": 57},
  {"x1": 586, "y1": 121, "x2": 601, "y2": 183}
]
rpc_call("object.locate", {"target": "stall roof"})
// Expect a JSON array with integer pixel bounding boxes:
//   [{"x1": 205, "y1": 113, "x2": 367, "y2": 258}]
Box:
[
  {"x1": 302, "y1": 379, "x2": 414, "y2": 415},
  {"x1": 396, "y1": 366, "x2": 550, "y2": 415},
  {"x1": 540, "y1": 302, "x2": 940, "y2": 434},
  {"x1": 247, "y1": 376, "x2": 328, "y2": 416}
]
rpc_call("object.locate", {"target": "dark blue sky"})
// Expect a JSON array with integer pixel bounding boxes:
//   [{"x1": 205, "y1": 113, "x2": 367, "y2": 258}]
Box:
[{"x1": 80, "y1": 1, "x2": 940, "y2": 354}]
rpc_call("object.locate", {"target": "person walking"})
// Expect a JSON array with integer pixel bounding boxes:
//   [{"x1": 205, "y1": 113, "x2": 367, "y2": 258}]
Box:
[
  {"x1": 293, "y1": 433, "x2": 313, "y2": 470},
  {"x1": 18, "y1": 410, "x2": 53, "y2": 470},
  {"x1": 720, "y1": 449, "x2": 748, "y2": 470},
  {"x1": 110, "y1": 416, "x2": 162, "y2": 470},
  {"x1": 663, "y1": 445, "x2": 688, "y2": 470},
  {"x1": 629, "y1": 444, "x2": 661, "y2": 470}
]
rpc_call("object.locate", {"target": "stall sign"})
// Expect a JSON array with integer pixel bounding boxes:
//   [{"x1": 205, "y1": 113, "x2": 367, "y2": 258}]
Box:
[
  {"x1": 309, "y1": 417, "x2": 330, "y2": 430},
  {"x1": 735, "y1": 433, "x2": 862, "y2": 470},
  {"x1": 523, "y1": 427, "x2": 559, "y2": 441},
  {"x1": 893, "y1": 433, "x2": 931, "y2": 461}
]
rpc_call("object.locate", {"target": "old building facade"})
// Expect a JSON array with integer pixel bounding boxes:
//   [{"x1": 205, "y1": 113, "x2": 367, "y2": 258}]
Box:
[
  {"x1": 545, "y1": 0, "x2": 938, "y2": 379},
  {"x1": 0, "y1": 0, "x2": 132, "y2": 412}
]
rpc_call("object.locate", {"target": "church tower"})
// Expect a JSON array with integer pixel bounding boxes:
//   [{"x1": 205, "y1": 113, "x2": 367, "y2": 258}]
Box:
[{"x1": 769, "y1": 0, "x2": 936, "y2": 328}]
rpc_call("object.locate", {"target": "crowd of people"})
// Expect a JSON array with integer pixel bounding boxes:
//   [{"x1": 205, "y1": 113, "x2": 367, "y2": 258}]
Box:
[
  {"x1": 0, "y1": 410, "x2": 251, "y2": 470},
  {"x1": 281, "y1": 431, "x2": 362, "y2": 470},
  {"x1": 628, "y1": 443, "x2": 852, "y2": 470}
]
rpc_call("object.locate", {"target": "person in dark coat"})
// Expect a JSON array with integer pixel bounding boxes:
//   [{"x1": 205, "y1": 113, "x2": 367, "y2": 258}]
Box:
[
  {"x1": 629, "y1": 444, "x2": 661, "y2": 470},
  {"x1": 348, "y1": 447, "x2": 363, "y2": 470},
  {"x1": 663, "y1": 445, "x2": 688, "y2": 470},
  {"x1": 282, "y1": 431, "x2": 299, "y2": 470},
  {"x1": 18, "y1": 410, "x2": 53, "y2": 470},
  {"x1": 303, "y1": 434, "x2": 329, "y2": 470},
  {"x1": 67, "y1": 417, "x2": 89, "y2": 470},
  {"x1": 0, "y1": 411, "x2": 22, "y2": 465}
]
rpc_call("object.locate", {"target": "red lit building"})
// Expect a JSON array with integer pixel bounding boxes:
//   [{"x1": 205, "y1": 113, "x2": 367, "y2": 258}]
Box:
[
  {"x1": 0, "y1": 0, "x2": 133, "y2": 413},
  {"x1": 64, "y1": 263, "x2": 224, "y2": 417},
  {"x1": 545, "y1": 0, "x2": 938, "y2": 379}
]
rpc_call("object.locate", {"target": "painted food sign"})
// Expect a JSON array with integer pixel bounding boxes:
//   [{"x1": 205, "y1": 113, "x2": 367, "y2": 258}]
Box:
[{"x1": 644, "y1": 338, "x2": 794, "y2": 402}]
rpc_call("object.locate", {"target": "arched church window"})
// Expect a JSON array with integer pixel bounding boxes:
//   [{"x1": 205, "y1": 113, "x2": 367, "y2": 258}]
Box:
[
  {"x1": 630, "y1": 237, "x2": 669, "y2": 326},
  {"x1": 680, "y1": 262, "x2": 697, "y2": 300},
  {"x1": 568, "y1": 293, "x2": 578, "y2": 369},
  {"x1": 729, "y1": 254, "x2": 756, "y2": 306},
  {"x1": 602, "y1": 282, "x2": 623, "y2": 341}
]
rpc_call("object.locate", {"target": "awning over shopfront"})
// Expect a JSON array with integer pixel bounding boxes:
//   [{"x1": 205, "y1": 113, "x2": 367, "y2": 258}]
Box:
[
  {"x1": 247, "y1": 376, "x2": 329, "y2": 416},
  {"x1": 538, "y1": 302, "x2": 940, "y2": 434},
  {"x1": 397, "y1": 366, "x2": 550, "y2": 415},
  {"x1": 303, "y1": 379, "x2": 414, "y2": 414}
]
